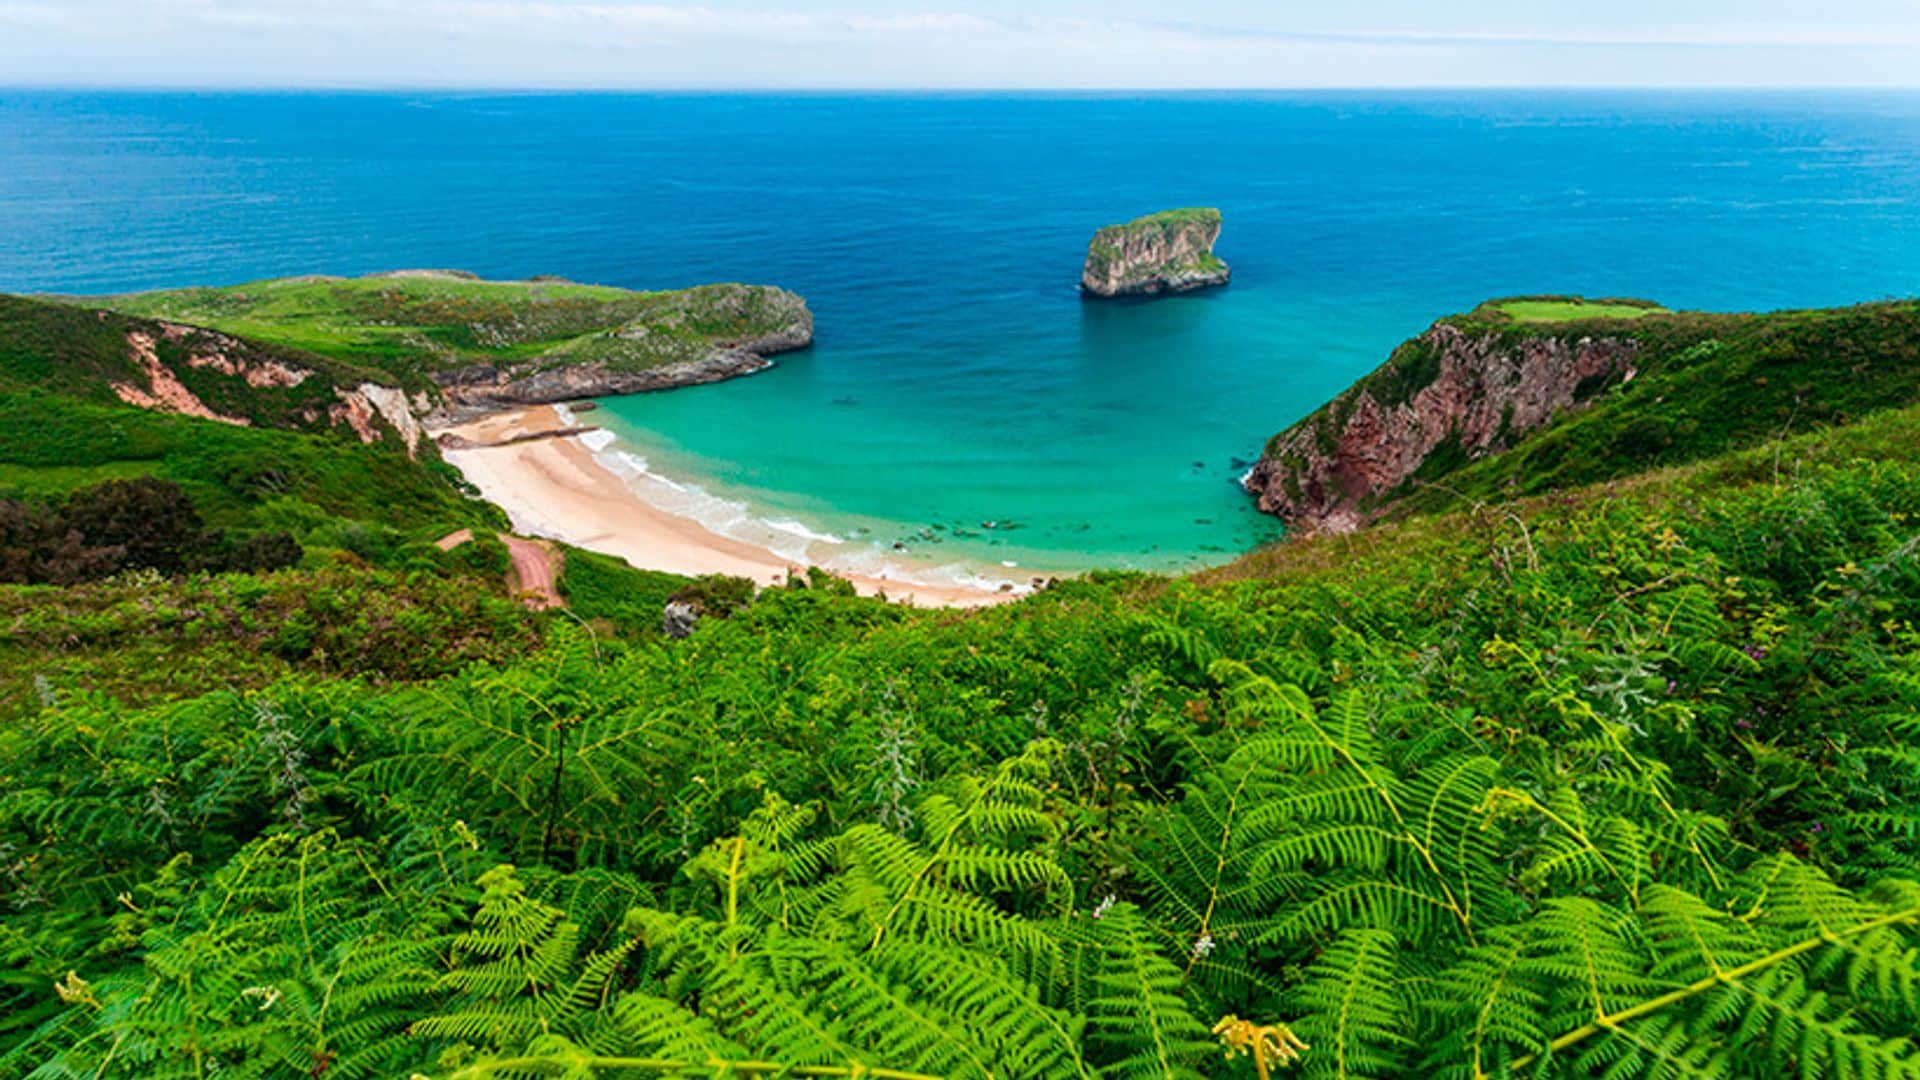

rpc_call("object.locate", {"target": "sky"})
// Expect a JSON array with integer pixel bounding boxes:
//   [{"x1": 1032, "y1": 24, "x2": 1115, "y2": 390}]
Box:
[{"x1": 2, "y1": 0, "x2": 1919, "y2": 89}]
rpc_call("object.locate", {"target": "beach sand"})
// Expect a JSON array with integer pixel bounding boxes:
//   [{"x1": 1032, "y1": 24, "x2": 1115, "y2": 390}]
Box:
[{"x1": 435, "y1": 406, "x2": 1018, "y2": 609}]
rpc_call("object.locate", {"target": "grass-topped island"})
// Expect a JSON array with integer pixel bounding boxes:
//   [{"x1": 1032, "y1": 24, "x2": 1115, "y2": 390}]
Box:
[{"x1": 1080, "y1": 207, "x2": 1232, "y2": 297}]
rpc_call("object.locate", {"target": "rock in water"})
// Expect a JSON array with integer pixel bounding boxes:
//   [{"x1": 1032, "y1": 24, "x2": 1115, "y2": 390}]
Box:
[
  {"x1": 1080, "y1": 208, "x2": 1232, "y2": 298},
  {"x1": 662, "y1": 600, "x2": 700, "y2": 640}
]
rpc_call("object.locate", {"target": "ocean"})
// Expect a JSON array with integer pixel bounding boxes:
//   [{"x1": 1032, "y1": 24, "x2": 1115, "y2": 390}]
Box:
[{"x1": 5, "y1": 90, "x2": 1920, "y2": 583}]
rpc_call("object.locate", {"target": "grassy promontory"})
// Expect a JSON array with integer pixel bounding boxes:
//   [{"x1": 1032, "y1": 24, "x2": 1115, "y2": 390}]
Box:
[
  {"x1": 89, "y1": 270, "x2": 813, "y2": 397},
  {"x1": 1251, "y1": 294, "x2": 1920, "y2": 530}
]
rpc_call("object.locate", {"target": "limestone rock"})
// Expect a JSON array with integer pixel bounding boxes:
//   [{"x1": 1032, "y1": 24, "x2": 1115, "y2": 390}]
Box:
[{"x1": 1081, "y1": 208, "x2": 1231, "y2": 298}]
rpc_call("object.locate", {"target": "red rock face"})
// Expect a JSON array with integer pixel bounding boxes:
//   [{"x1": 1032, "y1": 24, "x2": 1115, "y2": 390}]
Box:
[{"x1": 1244, "y1": 324, "x2": 1639, "y2": 534}]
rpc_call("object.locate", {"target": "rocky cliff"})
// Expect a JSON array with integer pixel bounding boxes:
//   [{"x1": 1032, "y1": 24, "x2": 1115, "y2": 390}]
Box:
[
  {"x1": 1244, "y1": 320, "x2": 1641, "y2": 534},
  {"x1": 1081, "y1": 208, "x2": 1231, "y2": 297},
  {"x1": 431, "y1": 287, "x2": 812, "y2": 414}
]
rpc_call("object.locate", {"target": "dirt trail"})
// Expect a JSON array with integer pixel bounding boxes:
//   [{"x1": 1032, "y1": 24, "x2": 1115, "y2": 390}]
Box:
[
  {"x1": 433, "y1": 529, "x2": 563, "y2": 610},
  {"x1": 502, "y1": 535, "x2": 563, "y2": 610}
]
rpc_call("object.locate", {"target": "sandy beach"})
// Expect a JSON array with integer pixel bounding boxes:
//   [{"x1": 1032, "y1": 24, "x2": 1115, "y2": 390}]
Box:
[{"x1": 435, "y1": 406, "x2": 1019, "y2": 608}]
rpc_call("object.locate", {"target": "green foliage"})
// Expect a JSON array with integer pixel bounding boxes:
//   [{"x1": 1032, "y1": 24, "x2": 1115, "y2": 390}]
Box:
[
  {"x1": 6, "y1": 327, "x2": 1920, "y2": 1076},
  {"x1": 0, "y1": 390, "x2": 495, "y2": 543},
  {"x1": 1, "y1": 476, "x2": 302, "y2": 584},
  {"x1": 0, "y1": 562, "x2": 540, "y2": 714}
]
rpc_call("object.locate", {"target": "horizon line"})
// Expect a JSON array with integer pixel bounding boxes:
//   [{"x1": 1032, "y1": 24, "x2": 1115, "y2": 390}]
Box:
[{"x1": 7, "y1": 82, "x2": 1920, "y2": 94}]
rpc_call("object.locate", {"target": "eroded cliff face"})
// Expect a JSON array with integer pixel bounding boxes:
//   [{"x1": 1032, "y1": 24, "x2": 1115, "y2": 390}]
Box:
[
  {"x1": 1243, "y1": 323, "x2": 1640, "y2": 534},
  {"x1": 1081, "y1": 209, "x2": 1231, "y2": 297},
  {"x1": 109, "y1": 322, "x2": 431, "y2": 456}
]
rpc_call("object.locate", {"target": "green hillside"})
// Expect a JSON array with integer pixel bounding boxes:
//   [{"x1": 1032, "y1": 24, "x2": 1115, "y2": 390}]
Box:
[
  {"x1": 1254, "y1": 295, "x2": 1920, "y2": 529},
  {"x1": 89, "y1": 270, "x2": 812, "y2": 389},
  {"x1": 3, "y1": 281, "x2": 1920, "y2": 1078},
  {"x1": 1415, "y1": 296, "x2": 1920, "y2": 508}
]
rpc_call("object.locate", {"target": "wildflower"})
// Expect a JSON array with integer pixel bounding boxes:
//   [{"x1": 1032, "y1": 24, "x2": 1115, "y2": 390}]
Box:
[
  {"x1": 1092, "y1": 894, "x2": 1116, "y2": 920},
  {"x1": 253, "y1": 700, "x2": 309, "y2": 829},
  {"x1": 870, "y1": 680, "x2": 919, "y2": 835},
  {"x1": 1192, "y1": 932, "x2": 1216, "y2": 960},
  {"x1": 452, "y1": 819, "x2": 481, "y2": 851},
  {"x1": 1810, "y1": 822, "x2": 1826, "y2": 834},
  {"x1": 33, "y1": 674, "x2": 57, "y2": 710},
  {"x1": 54, "y1": 971, "x2": 100, "y2": 1010},
  {"x1": 145, "y1": 785, "x2": 177, "y2": 829},
  {"x1": 1213, "y1": 1014, "x2": 1309, "y2": 1078}
]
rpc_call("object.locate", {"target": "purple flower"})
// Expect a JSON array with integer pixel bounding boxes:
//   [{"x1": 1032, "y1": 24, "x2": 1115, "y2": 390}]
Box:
[
  {"x1": 1737, "y1": 718, "x2": 1755, "y2": 730},
  {"x1": 1810, "y1": 822, "x2": 1826, "y2": 834},
  {"x1": 1745, "y1": 644, "x2": 1768, "y2": 662}
]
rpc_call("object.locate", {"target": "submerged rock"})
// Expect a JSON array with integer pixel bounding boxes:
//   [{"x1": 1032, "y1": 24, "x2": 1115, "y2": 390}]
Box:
[{"x1": 1080, "y1": 208, "x2": 1231, "y2": 298}]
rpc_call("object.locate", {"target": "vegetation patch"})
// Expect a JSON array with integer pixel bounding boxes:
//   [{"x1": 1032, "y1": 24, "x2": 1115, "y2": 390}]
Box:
[
  {"x1": 87, "y1": 272, "x2": 810, "y2": 385},
  {"x1": 1495, "y1": 297, "x2": 1669, "y2": 323}
]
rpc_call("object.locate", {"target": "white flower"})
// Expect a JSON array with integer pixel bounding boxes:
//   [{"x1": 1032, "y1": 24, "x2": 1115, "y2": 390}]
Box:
[{"x1": 1092, "y1": 894, "x2": 1116, "y2": 920}]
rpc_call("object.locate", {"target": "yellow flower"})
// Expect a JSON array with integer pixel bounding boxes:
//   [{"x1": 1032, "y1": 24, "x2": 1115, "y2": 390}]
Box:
[{"x1": 1213, "y1": 1014, "x2": 1309, "y2": 1079}]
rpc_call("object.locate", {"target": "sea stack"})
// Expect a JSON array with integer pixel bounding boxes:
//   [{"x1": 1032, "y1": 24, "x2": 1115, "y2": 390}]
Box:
[{"x1": 1080, "y1": 208, "x2": 1231, "y2": 298}]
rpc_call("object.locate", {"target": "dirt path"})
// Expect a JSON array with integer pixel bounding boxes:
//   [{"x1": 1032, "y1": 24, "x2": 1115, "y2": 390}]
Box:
[
  {"x1": 435, "y1": 528, "x2": 563, "y2": 610},
  {"x1": 502, "y1": 535, "x2": 563, "y2": 610}
]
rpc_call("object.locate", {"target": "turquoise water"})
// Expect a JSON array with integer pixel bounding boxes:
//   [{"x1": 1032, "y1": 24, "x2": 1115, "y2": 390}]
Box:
[{"x1": 5, "y1": 91, "x2": 1920, "y2": 583}]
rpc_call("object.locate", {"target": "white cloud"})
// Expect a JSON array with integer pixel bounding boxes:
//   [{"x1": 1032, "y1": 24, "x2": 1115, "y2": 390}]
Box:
[{"x1": 1, "y1": 1, "x2": 1917, "y2": 86}]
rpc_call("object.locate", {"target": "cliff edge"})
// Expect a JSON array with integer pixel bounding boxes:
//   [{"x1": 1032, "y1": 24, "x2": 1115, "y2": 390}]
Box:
[
  {"x1": 1244, "y1": 294, "x2": 1920, "y2": 536},
  {"x1": 1081, "y1": 208, "x2": 1231, "y2": 298},
  {"x1": 1243, "y1": 298, "x2": 1658, "y2": 534}
]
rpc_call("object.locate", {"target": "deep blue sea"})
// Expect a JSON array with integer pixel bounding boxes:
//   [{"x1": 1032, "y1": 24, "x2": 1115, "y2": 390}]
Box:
[{"x1": 4, "y1": 91, "x2": 1920, "y2": 583}]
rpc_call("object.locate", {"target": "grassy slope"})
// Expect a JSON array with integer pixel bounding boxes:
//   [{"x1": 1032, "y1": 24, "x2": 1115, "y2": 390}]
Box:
[
  {"x1": 1264, "y1": 295, "x2": 1920, "y2": 521},
  {"x1": 1496, "y1": 296, "x2": 1668, "y2": 322},
  {"x1": 7, "y1": 383, "x2": 1920, "y2": 1074},
  {"x1": 1393, "y1": 297, "x2": 1920, "y2": 515},
  {"x1": 0, "y1": 286, "x2": 738, "y2": 717},
  {"x1": 91, "y1": 271, "x2": 806, "y2": 387},
  {"x1": 0, "y1": 293, "x2": 392, "y2": 428}
]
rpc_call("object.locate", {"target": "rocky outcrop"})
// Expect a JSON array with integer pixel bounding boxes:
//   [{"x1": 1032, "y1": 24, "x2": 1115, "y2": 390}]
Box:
[
  {"x1": 112, "y1": 330, "x2": 253, "y2": 426},
  {"x1": 430, "y1": 287, "x2": 813, "y2": 416},
  {"x1": 1244, "y1": 322, "x2": 1641, "y2": 534},
  {"x1": 106, "y1": 322, "x2": 432, "y2": 455},
  {"x1": 1081, "y1": 208, "x2": 1231, "y2": 298}
]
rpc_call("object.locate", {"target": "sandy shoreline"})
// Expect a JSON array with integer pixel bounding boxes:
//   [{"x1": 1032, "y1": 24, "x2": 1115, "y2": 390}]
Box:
[{"x1": 435, "y1": 406, "x2": 1021, "y2": 608}]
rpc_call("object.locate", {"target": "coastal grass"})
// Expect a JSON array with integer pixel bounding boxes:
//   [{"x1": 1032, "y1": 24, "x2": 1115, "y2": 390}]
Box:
[
  {"x1": 1497, "y1": 297, "x2": 1668, "y2": 322},
  {"x1": 0, "y1": 390, "x2": 497, "y2": 540},
  {"x1": 1391, "y1": 298, "x2": 1920, "y2": 515},
  {"x1": 87, "y1": 271, "x2": 808, "y2": 386}
]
